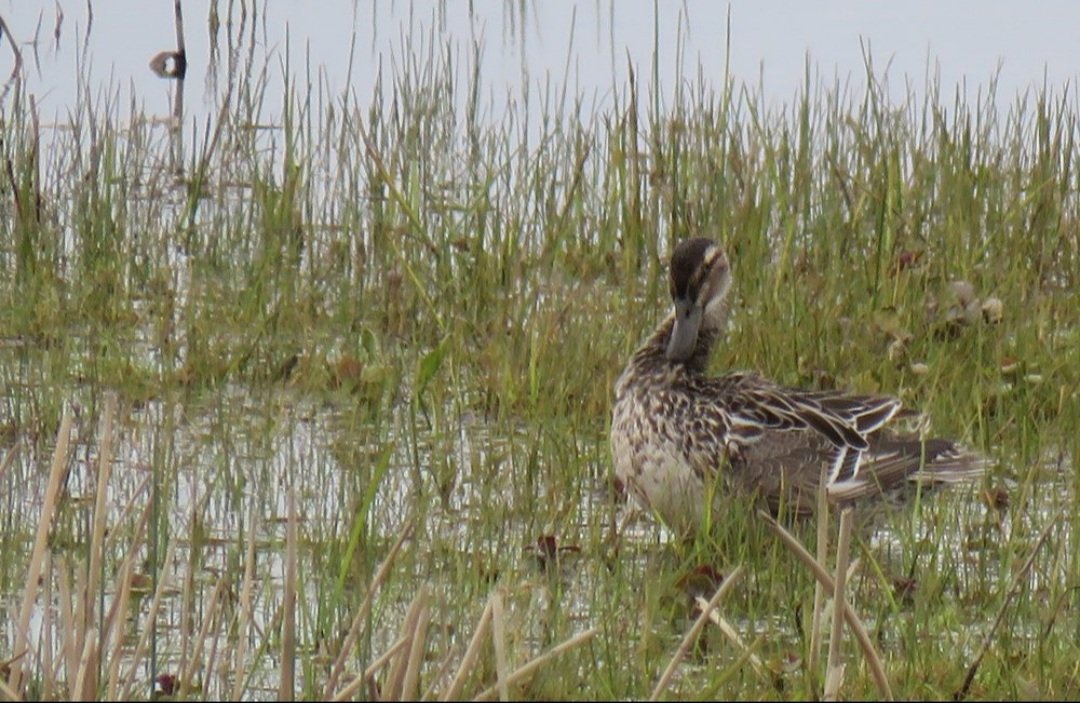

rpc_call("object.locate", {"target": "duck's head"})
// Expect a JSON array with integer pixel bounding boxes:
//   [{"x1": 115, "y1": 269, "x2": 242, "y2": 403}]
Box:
[{"x1": 666, "y1": 237, "x2": 732, "y2": 362}]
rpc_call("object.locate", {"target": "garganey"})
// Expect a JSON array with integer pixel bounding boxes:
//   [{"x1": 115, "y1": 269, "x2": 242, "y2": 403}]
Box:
[{"x1": 610, "y1": 237, "x2": 987, "y2": 534}]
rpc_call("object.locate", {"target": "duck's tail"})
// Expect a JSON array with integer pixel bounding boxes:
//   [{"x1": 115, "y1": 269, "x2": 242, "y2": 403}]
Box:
[{"x1": 828, "y1": 435, "x2": 990, "y2": 504}]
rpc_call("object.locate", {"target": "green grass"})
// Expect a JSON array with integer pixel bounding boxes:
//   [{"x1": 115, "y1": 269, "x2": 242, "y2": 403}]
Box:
[{"x1": 0, "y1": 16, "x2": 1078, "y2": 701}]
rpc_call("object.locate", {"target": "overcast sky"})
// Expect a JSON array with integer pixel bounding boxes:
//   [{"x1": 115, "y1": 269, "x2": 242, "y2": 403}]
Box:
[{"x1": 2, "y1": 1, "x2": 1077, "y2": 123}]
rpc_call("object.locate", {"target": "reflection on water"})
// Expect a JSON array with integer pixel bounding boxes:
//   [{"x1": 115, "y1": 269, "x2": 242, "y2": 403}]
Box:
[
  {"x1": 0, "y1": 379, "x2": 619, "y2": 697},
  {"x1": 2, "y1": 374, "x2": 1066, "y2": 697}
]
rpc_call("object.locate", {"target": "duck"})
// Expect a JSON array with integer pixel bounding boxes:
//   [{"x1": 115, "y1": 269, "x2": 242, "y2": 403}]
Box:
[{"x1": 610, "y1": 237, "x2": 987, "y2": 534}]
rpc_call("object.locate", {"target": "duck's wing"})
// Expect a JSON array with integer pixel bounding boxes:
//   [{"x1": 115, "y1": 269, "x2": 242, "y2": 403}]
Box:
[
  {"x1": 729, "y1": 429, "x2": 841, "y2": 515},
  {"x1": 794, "y1": 389, "x2": 906, "y2": 434},
  {"x1": 707, "y1": 372, "x2": 896, "y2": 442}
]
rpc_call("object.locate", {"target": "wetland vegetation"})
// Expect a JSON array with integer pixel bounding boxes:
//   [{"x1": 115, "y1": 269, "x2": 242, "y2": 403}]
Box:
[{"x1": 0, "y1": 5, "x2": 1078, "y2": 701}]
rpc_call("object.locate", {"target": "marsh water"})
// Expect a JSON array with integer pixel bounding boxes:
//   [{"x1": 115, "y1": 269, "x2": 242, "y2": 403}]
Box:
[{"x1": 1, "y1": 1, "x2": 1078, "y2": 699}]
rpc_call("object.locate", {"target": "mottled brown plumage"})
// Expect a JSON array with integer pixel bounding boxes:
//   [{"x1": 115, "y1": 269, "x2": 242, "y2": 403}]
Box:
[{"x1": 611, "y1": 237, "x2": 987, "y2": 534}]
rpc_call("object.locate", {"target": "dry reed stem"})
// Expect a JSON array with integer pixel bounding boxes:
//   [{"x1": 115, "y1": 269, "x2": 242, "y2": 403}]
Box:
[
  {"x1": 422, "y1": 642, "x2": 461, "y2": 702},
  {"x1": 808, "y1": 468, "x2": 830, "y2": 678},
  {"x1": 490, "y1": 590, "x2": 510, "y2": 702},
  {"x1": 0, "y1": 438, "x2": 20, "y2": 487},
  {"x1": 177, "y1": 487, "x2": 215, "y2": 687},
  {"x1": 364, "y1": 636, "x2": 410, "y2": 683},
  {"x1": 9, "y1": 407, "x2": 72, "y2": 695},
  {"x1": 103, "y1": 474, "x2": 152, "y2": 552},
  {"x1": 57, "y1": 557, "x2": 76, "y2": 692},
  {"x1": 82, "y1": 393, "x2": 118, "y2": 665},
  {"x1": 440, "y1": 597, "x2": 495, "y2": 701},
  {"x1": 472, "y1": 627, "x2": 599, "y2": 702},
  {"x1": 103, "y1": 552, "x2": 136, "y2": 699},
  {"x1": 824, "y1": 507, "x2": 855, "y2": 701},
  {"x1": 954, "y1": 509, "x2": 1063, "y2": 701},
  {"x1": 823, "y1": 663, "x2": 845, "y2": 701},
  {"x1": 172, "y1": 0, "x2": 185, "y2": 58},
  {"x1": 759, "y1": 510, "x2": 893, "y2": 701},
  {"x1": 332, "y1": 636, "x2": 409, "y2": 702},
  {"x1": 329, "y1": 671, "x2": 369, "y2": 703},
  {"x1": 650, "y1": 565, "x2": 745, "y2": 701},
  {"x1": 381, "y1": 602, "x2": 414, "y2": 698},
  {"x1": 178, "y1": 576, "x2": 227, "y2": 699},
  {"x1": 231, "y1": 503, "x2": 259, "y2": 701},
  {"x1": 41, "y1": 549, "x2": 53, "y2": 700},
  {"x1": 0, "y1": 675, "x2": 19, "y2": 701},
  {"x1": 0, "y1": 14, "x2": 23, "y2": 116},
  {"x1": 403, "y1": 597, "x2": 433, "y2": 700},
  {"x1": 323, "y1": 519, "x2": 415, "y2": 698},
  {"x1": 120, "y1": 541, "x2": 177, "y2": 699},
  {"x1": 384, "y1": 587, "x2": 431, "y2": 701},
  {"x1": 178, "y1": 509, "x2": 196, "y2": 682},
  {"x1": 103, "y1": 496, "x2": 154, "y2": 700},
  {"x1": 202, "y1": 591, "x2": 227, "y2": 701},
  {"x1": 72, "y1": 626, "x2": 98, "y2": 701},
  {"x1": 280, "y1": 486, "x2": 298, "y2": 701},
  {"x1": 70, "y1": 555, "x2": 89, "y2": 693},
  {"x1": 694, "y1": 595, "x2": 770, "y2": 683}
]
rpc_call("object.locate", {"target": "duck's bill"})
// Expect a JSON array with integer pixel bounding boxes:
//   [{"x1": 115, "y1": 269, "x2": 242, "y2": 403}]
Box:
[{"x1": 666, "y1": 298, "x2": 702, "y2": 362}]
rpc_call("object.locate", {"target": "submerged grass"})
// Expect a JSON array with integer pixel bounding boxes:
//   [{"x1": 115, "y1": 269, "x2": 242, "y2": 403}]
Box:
[{"x1": 1, "y1": 10, "x2": 1079, "y2": 701}]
